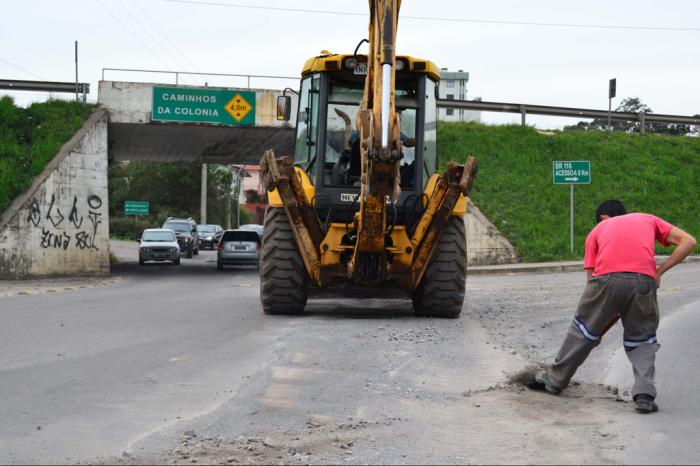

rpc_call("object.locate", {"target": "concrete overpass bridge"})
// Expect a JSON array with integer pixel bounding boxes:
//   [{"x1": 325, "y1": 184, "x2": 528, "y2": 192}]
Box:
[
  {"x1": 1, "y1": 71, "x2": 302, "y2": 278},
  {"x1": 98, "y1": 70, "x2": 299, "y2": 164}
]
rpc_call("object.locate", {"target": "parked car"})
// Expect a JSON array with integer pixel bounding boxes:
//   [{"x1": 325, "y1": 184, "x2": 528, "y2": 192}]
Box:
[
  {"x1": 162, "y1": 217, "x2": 199, "y2": 258},
  {"x1": 238, "y1": 223, "x2": 264, "y2": 240},
  {"x1": 217, "y1": 229, "x2": 261, "y2": 270},
  {"x1": 197, "y1": 224, "x2": 224, "y2": 249},
  {"x1": 139, "y1": 229, "x2": 180, "y2": 265}
]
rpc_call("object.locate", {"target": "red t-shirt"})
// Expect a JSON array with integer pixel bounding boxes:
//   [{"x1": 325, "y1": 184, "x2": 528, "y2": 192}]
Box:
[{"x1": 584, "y1": 213, "x2": 675, "y2": 278}]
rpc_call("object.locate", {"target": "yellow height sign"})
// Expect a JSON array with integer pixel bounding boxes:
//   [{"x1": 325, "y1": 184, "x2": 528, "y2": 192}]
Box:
[
  {"x1": 225, "y1": 93, "x2": 253, "y2": 122},
  {"x1": 152, "y1": 86, "x2": 256, "y2": 126}
]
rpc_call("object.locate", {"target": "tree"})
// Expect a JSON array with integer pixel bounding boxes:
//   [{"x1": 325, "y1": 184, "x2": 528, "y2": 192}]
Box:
[
  {"x1": 563, "y1": 97, "x2": 695, "y2": 135},
  {"x1": 108, "y1": 162, "x2": 236, "y2": 227}
]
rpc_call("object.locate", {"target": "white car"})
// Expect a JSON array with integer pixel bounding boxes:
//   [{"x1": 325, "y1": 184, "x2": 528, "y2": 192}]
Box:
[
  {"x1": 139, "y1": 229, "x2": 181, "y2": 265},
  {"x1": 238, "y1": 223, "x2": 264, "y2": 240}
]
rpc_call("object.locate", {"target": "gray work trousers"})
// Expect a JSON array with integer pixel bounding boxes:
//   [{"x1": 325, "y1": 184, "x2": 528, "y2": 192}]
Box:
[{"x1": 548, "y1": 272, "x2": 660, "y2": 398}]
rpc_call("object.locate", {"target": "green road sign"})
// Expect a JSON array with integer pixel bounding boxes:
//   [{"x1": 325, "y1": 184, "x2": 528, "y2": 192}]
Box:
[
  {"x1": 152, "y1": 86, "x2": 256, "y2": 126},
  {"x1": 125, "y1": 201, "x2": 149, "y2": 216},
  {"x1": 553, "y1": 161, "x2": 591, "y2": 184}
]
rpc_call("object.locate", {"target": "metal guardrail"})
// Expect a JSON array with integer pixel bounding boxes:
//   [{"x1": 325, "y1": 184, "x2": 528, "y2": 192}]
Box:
[
  {"x1": 0, "y1": 79, "x2": 89, "y2": 94},
  {"x1": 437, "y1": 98, "x2": 700, "y2": 133},
  {"x1": 101, "y1": 68, "x2": 297, "y2": 88}
]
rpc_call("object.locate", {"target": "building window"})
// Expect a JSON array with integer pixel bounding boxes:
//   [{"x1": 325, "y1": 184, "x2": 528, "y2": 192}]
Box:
[
  {"x1": 446, "y1": 80, "x2": 454, "y2": 88},
  {"x1": 446, "y1": 109, "x2": 454, "y2": 116},
  {"x1": 446, "y1": 94, "x2": 454, "y2": 100}
]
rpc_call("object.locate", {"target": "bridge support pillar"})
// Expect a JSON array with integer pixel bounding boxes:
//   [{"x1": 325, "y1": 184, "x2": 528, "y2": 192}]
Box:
[{"x1": 201, "y1": 163, "x2": 208, "y2": 224}]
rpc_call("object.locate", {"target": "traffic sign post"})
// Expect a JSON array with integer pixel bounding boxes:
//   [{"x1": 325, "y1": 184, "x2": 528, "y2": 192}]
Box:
[
  {"x1": 608, "y1": 78, "x2": 616, "y2": 133},
  {"x1": 125, "y1": 201, "x2": 149, "y2": 216},
  {"x1": 553, "y1": 161, "x2": 591, "y2": 254},
  {"x1": 152, "y1": 86, "x2": 256, "y2": 126}
]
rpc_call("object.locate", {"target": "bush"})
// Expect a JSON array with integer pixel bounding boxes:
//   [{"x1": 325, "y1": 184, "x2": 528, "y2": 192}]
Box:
[
  {"x1": 109, "y1": 217, "x2": 158, "y2": 240},
  {"x1": 0, "y1": 97, "x2": 95, "y2": 214}
]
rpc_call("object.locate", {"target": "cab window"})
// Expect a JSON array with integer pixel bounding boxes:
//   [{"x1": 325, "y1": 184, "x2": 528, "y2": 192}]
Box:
[
  {"x1": 323, "y1": 79, "x2": 419, "y2": 189},
  {"x1": 294, "y1": 75, "x2": 320, "y2": 181},
  {"x1": 423, "y1": 78, "x2": 438, "y2": 185}
]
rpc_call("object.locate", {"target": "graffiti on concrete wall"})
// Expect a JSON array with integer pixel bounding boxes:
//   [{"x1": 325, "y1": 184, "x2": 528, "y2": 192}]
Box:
[{"x1": 26, "y1": 194, "x2": 103, "y2": 251}]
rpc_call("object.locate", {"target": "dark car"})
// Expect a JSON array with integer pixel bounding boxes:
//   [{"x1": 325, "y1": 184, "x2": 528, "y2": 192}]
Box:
[
  {"x1": 197, "y1": 224, "x2": 224, "y2": 249},
  {"x1": 217, "y1": 229, "x2": 261, "y2": 270},
  {"x1": 162, "y1": 217, "x2": 199, "y2": 258}
]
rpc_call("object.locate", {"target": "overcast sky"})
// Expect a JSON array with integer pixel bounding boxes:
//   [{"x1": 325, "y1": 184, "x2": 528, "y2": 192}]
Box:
[{"x1": 1, "y1": 0, "x2": 698, "y2": 128}]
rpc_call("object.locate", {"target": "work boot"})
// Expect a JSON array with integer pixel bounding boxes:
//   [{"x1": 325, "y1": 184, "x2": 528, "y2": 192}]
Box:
[
  {"x1": 634, "y1": 394, "x2": 658, "y2": 414},
  {"x1": 530, "y1": 371, "x2": 562, "y2": 395}
]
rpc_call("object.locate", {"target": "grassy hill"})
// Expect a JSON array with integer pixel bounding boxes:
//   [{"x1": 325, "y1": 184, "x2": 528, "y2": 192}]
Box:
[
  {"x1": 438, "y1": 122, "x2": 700, "y2": 262},
  {"x1": 0, "y1": 96, "x2": 94, "y2": 215}
]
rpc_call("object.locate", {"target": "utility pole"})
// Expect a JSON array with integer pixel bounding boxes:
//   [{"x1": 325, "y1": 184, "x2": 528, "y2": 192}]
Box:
[
  {"x1": 200, "y1": 163, "x2": 208, "y2": 224},
  {"x1": 74, "y1": 41, "x2": 79, "y2": 103}
]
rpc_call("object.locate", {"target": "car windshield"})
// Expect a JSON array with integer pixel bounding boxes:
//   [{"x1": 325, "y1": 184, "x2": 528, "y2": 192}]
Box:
[
  {"x1": 142, "y1": 231, "x2": 176, "y2": 242},
  {"x1": 221, "y1": 231, "x2": 260, "y2": 243},
  {"x1": 198, "y1": 225, "x2": 216, "y2": 233},
  {"x1": 163, "y1": 222, "x2": 190, "y2": 233}
]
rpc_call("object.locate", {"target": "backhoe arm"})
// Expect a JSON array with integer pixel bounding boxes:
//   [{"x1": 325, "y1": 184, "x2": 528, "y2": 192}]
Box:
[{"x1": 349, "y1": 0, "x2": 403, "y2": 282}]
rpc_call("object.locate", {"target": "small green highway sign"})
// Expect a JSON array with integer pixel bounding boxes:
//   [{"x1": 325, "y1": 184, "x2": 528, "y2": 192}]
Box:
[
  {"x1": 553, "y1": 161, "x2": 591, "y2": 185},
  {"x1": 125, "y1": 201, "x2": 149, "y2": 216},
  {"x1": 152, "y1": 86, "x2": 256, "y2": 126}
]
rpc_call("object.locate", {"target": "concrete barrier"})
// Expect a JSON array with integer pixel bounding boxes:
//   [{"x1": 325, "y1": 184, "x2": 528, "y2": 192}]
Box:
[
  {"x1": 465, "y1": 200, "x2": 520, "y2": 266},
  {"x1": 0, "y1": 108, "x2": 110, "y2": 278}
]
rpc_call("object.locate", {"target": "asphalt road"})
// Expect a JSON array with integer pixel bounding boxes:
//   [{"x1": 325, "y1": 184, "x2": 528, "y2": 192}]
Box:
[{"x1": 1, "y1": 242, "x2": 699, "y2": 464}]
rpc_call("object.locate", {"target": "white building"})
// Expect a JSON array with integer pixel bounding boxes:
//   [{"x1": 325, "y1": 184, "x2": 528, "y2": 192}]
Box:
[{"x1": 438, "y1": 68, "x2": 481, "y2": 123}]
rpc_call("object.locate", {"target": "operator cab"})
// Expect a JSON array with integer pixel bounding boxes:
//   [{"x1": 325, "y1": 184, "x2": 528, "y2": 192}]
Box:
[{"x1": 279, "y1": 53, "x2": 440, "y2": 223}]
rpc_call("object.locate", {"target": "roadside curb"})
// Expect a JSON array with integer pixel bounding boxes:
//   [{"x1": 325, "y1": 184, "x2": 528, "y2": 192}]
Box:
[
  {"x1": 468, "y1": 255, "x2": 700, "y2": 276},
  {"x1": 468, "y1": 262, "x2": 583, "y2": 276}
]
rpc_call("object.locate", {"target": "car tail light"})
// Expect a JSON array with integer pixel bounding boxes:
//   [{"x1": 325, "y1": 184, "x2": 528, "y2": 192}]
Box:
[
  {"x1": 218, "y1": 242, "x2": 225, "y2": 250},
  {"x1": 257, "y1": 240, "x2": 262, "y2": 250}
]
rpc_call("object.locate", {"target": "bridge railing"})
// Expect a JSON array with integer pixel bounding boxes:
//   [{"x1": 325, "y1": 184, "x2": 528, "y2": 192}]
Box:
[{"x1": 101, "y1": 68, "x2": 298, "y2": 89}]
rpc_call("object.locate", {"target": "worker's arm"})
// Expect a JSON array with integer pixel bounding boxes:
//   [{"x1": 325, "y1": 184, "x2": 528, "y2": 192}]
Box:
[
  {"x1": 586, "y1": 268, "x2": 594, "y2": 279},
  {"x1": 656, "y1": 227, "x2": 697, "y2": 287}
]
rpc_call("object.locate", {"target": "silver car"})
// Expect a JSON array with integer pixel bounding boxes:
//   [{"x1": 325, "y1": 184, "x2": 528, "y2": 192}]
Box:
[
  {"x1": 139, "y1": 229, "x2": 180, "y2": 265},
  {"x1": 217, "y1": 229, "x2": 260, "y2": 269}
]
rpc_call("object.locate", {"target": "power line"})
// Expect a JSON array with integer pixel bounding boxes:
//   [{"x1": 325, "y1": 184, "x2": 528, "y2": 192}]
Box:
[
  {"x1": 94, "y1": 0, "x2": 173, "y2": 70},
  {"x1": 115, "y1": 0, "x2": 188, "y2": 71},
  {"x1": 0, "y1": 57, "x2": 46, "y2": 80},
  {"x1": 133, "y1": 1, "x2": 201, "y2": 73},
  {"x1": 162, "y1": 0, "x2": 700, "y2": 32}
]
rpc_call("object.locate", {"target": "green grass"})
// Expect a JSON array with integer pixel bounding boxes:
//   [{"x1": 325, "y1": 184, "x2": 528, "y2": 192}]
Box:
[
  {"x1": 438, "y1": 122, "x2": 700, "y2": 262},
  {"x1": 0, "y1": 96, "x2": 95, "y2": 214}
]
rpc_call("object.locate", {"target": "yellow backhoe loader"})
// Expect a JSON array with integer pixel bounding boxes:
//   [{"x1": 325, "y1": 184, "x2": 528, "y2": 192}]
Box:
[{"x1": 260, "y1": 0, "x2": 478, "y2": 317}]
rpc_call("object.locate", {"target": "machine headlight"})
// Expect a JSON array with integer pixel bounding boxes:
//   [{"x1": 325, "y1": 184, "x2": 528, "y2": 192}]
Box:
[{"x1": 344, "y1": 57, "x2": 358, "y2": 69}]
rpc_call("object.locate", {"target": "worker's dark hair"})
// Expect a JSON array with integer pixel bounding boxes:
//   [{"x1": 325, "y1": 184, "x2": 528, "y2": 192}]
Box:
[{"x1": 595, "y1": 200, "x2": 627, "y2": 223}]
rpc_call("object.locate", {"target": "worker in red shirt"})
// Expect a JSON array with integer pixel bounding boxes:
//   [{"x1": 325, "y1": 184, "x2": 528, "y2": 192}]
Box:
[{"x1": 534, "y1": 200, "x2": 696, "y2": 413}]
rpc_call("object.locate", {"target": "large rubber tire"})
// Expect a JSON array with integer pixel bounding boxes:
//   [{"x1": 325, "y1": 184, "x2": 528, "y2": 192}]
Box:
[
  {"x1": 260, "y1": 208, "x2": 309, "y2": 315},
  {"x1": 412, "y1": 216, "x2": 467, "y2": 318}
]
